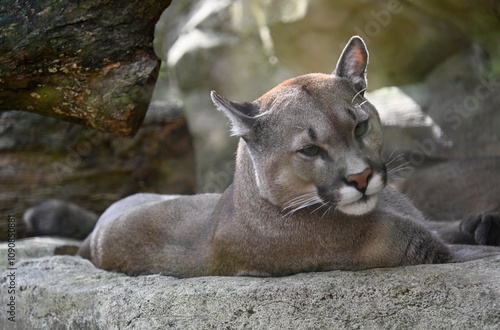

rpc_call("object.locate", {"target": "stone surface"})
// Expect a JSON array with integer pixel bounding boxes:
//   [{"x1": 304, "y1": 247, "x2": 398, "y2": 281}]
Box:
[
  {"x1": 1, "y1": 254, "x2": 499, "y2": 329},
  {"x1": 0, "y1": 100, "x2": 195, "y2": 241},
  {"x1": 0, "y1": 237, "x2": 81, "y2": 270}
]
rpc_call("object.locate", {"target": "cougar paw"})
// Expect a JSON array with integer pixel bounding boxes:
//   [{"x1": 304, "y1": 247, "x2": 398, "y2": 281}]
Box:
[{"x1": 460, "y1": 212, "x2": 500, "y2": 246}]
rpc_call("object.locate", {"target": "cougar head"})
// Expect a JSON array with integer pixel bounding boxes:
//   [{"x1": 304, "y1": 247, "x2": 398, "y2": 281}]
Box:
[{"x1": 212, "y1": 36, "x2": 386, "y2": 216}]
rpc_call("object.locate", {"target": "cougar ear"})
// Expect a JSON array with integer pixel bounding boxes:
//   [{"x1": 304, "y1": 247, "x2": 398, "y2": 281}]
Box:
[
  {"x1": 211, "y1": 91, "x2": 259, "y2": 137},
  {"x1": 333, "y1": 36, "x2": 369, "y2": 94}
]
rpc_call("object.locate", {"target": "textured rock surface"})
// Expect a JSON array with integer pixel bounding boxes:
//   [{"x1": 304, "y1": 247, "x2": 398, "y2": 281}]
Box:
[
  {"x1": 1, "y1": 254, "x2": 499, "y2": 329},
  {"x1": 0, "y1": 101, "x2": 195, "y2": 241},
  {"x1": 0, "y1": 237, "x2": 81, "y2": 270},
  {"x1": 0, "y1": 0, "x2": 173, "y2": 136}
]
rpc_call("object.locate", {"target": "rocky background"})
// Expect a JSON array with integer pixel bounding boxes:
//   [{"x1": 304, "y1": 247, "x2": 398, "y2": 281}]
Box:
[
  {"x1": 2, "y1": 0, "x2": 500, "y2": 235},
  {"x1": 0, "y1": 100, "x2": 195, "y2": 240},
  {"x1": 154, "y1": 0, "x2": 500, "y2": 193},
  {"x1": 1, "y1": 1, "x2": 500, "y2": 328},
  {"x1": 2, "y1": 0, "x2": 500, "y2": 232}
]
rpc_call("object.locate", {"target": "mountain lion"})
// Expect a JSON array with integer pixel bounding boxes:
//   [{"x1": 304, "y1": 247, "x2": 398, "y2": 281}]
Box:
[{"x1": 24, "y1": 36, "x2": 500, "y2": 277}]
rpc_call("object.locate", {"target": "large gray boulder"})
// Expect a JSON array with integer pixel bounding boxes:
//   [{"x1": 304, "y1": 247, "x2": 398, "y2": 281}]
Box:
[{"x1": 1, "y1": 238, "x2": 499, "y2": 329}]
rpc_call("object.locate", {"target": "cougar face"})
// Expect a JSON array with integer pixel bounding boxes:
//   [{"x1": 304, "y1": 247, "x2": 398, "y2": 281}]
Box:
[
  {"x1": 212, "y1": 37, "x2": 386, "y2": 216},
  {"x1": 258, "y1": 75, "x2": 386, "y2": 216}
]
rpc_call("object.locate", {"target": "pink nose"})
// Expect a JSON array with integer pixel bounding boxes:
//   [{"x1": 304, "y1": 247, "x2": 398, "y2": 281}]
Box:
[{"x1": 347, "y1": 168, "x2": 372, "y2": 192}]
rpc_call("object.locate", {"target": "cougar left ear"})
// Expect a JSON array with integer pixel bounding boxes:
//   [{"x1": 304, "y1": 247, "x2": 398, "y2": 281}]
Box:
[
  {"x1": 333, "y1": 36, "x2": 369, "y2": 94},
  {"x1": 211, "y1": 91, "x2": 259, "y2": 137}
]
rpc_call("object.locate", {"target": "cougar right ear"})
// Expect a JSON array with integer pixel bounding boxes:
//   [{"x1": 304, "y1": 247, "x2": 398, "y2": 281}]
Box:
[
  {"x1": 211, "y1": 91, "x2": 259, "y2": 137},
  {"x1": 333, "y1": 36, "x2": 369, "y2": 94}
]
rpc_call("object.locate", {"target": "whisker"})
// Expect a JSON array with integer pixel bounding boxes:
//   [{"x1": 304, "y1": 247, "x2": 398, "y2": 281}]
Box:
[
  {"x1": 351, "y1": 87, "x2": 367, "y2": 104},
  {"x1": 384, "y1": 152, "x2": 405, "y2": 167},
  {"x1": 387, "y1": 149, "x2": 397, "y2": 159},
  {"x1": 282, "y1": 194, "x2": 323, "y2": 218},
  {"x1": 385, "y1": 157, "x2": 405, "y2": 169},
  {"x1": 387, "y1": 162, "x2": 411, "y2": 174},
  {"x1": 384, "y1": 151, "x2": 406, "y2": 166},
  {"x1": 310, "y1": 202, "x2": 328, "y2": 215},
  {"x1": 283, "y1": 201, "x2": 317, "y2": 218},
  {"x1": 384, "y1": 150, "x2": 415, "y2": 182},
  {"x1": 285, "y1": 193, "x2": 315, "y2": 203},
  {"x1": 388, "y1": 166, "x2": 413, "y2": 174},
  {"x1": 358, "y1": 99, "x2": 369, "y2": 106},
  {"x1": 388, "y1": 160, "x2": 410, "y2": 169},
  {"x1": 321, "y1": 204, "x2": 335, "y2": 218},
  {"x1": 387, "y1": 168, "x2": 413, "y2": 179},
  {"x1": 282, "y1": 193, "x2": 318, "y2": 211}
]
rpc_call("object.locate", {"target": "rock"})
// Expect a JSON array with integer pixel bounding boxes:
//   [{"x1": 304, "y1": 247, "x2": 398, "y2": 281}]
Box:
[
  {"x1": 0, "y1": 237, "x2": 81, "y2": 271},
  {"x1": 367, "y1": 86, "x2": 450, "y2": 158},
  {"x1": 374, "y1": 73, "x2": 500, "y2": 168},
  {"x1": 0, "y1": 0, "x2": 173, "y2": 136},
  {"x1": 0, "y1": 100, "x2": 195, "y2": 241},
  {"x1": 1, "y1": 253, "x2": 499, "y2": 329}
]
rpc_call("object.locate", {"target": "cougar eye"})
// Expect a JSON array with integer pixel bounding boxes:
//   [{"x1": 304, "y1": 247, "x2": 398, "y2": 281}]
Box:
[
  {"x1": 298, "y1": 145, "x2": 322, "y2": 157},
  {"x1": 354, "y1": 120, "x2": 369, "y2": 137}
]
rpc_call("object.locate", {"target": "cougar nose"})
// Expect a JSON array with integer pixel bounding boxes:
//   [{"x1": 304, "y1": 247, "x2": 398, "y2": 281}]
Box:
[{"x1": 347, "y1": 168, "x2": 373, "y2": 192}]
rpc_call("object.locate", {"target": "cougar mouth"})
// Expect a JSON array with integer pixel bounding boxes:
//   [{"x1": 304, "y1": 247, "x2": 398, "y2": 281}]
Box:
[
  {"x1": 280, "y1": 173, "x2": 385, "y2": 217},
  {"x1": 336, "y1": 173, "x2": 385, "y2": 216},
  {"x1": 337, "y1": 194, "x2": 379, "y2": 215}
]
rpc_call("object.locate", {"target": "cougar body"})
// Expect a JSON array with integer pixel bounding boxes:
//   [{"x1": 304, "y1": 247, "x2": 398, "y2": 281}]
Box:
[{"x1": 26, "y1": 36, "x2": 500, "y2": 277}]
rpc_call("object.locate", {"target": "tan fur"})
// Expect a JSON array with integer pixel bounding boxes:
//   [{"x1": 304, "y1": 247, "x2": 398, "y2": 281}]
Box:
[{"x1": 77, "y1": 37, "x2": 500, "y2": 277}]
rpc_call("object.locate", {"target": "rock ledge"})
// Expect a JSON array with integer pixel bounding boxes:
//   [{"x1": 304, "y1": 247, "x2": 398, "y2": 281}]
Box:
[{"x1": 1, "y1": 252, "x2": 499, "y2": 329}]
